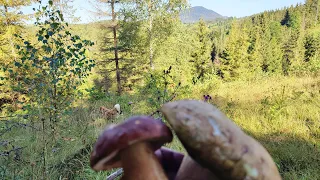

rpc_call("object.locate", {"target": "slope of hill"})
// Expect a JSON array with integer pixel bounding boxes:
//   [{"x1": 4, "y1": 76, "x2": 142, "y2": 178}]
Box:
[{"x1": 180, "y1": 6, "x2": 227, "y2": 23}]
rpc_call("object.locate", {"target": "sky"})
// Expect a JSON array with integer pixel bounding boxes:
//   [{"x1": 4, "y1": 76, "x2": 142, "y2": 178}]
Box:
[
  {"x1": 22, "y1": 0, "x2": 305, "y2": 24},
  {"x1": 189, "y1": 0, "x2": 305, "y2": 17}
]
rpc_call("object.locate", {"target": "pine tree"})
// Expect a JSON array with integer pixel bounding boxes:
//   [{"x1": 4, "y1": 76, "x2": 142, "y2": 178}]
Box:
[
  {"x1": 281, "y1": 9, "x2": 300, "y2": 29},
  {"x1": 92, "y1": 0, "x2": 127, "y2": 95},
  {"x1": 190, "y1": 19, "x2": 212, "y2": 81},
  {"x1": 305, "y1": 0, "x2": 320, "y2": 28},
  {"x1": 282, "y1": 34, "x2": 296, "y2": 75},
  {"x1": 52, "y1": 0, "x2": 79, "y2": 22},
  {"x1": 0, "y1": 0, "x2": 33, "y2": 65},
  {"x1": 280, "y1": 7, "x2": 303, "y2": 75},
  {"x1": 155, "y1": 22, "x2": 194, "y2": 85},
  {"x1": 219, "y1": 20, "x2": 250, "y2": 80},
  {"x1": 304, "y1": 34, "x2": 318, "y2": 62},
  {"x1": 120, "y1": 0, "x2": 187, "y2": 70},
  {"x1": 0, "y1": 0, "x2": 34, "y2": 113}
]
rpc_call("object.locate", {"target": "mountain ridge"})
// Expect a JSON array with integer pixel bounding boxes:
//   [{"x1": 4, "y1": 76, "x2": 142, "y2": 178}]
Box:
[{"x1": 180, "y1": 6, "x2": 227, "y2": 23}]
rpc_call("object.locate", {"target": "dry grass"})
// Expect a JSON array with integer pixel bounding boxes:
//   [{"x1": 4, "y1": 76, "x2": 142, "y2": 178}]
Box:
[{"x1": 0, "y1": 75, "x2": 319, "y2": 179}]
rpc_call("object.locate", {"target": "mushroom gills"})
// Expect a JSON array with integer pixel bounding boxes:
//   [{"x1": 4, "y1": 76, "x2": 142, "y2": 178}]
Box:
[{"x1": 93, "y1": 150, "x2": 119, "y2": 171}]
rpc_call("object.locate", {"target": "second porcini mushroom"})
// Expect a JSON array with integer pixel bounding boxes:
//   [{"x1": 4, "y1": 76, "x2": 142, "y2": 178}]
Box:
[
  {"x1": 161, "y1": 100, "x2": 282, "y2": 180},
  {"x1": 90, "y1": 116, "x2": 173, "y2": 180}
]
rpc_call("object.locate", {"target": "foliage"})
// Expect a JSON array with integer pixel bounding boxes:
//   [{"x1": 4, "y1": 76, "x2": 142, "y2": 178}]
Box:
[
  {"x1": 191, "y1": 19, "x2": 213, "y2": 81},
  {"x1": 281, "y1": 9, "x2": 300, "y2": 29},
  {"x1": 138, "y1": 66, "x2": 182, "y2": 112},
  {"x1": 85, "y1": 87, "x2": 108, "y2": 102},
  {"x1": 7, "y1": 1, "x2": 95, "y2": 126},
  {"x1": 0, "y1": 0, "x2": 34, "y2": 114},
  {"x1": 2, "y1": 75, "x2": 319, "y2": 179},
  {"x1": 119, "y1": 0, "x2": 188, "y2": 69},
  {"x1": 52, "y1": 0, "x2": 80, "y2": 22}
]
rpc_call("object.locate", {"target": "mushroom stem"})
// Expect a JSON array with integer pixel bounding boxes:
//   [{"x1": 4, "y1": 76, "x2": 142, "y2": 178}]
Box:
[
  {"x1": 120, "y1": 142, "x2": 168, "y2": 180},
  {"x1": 175, "y1": 155, "x2": 219, "y2": 180}
]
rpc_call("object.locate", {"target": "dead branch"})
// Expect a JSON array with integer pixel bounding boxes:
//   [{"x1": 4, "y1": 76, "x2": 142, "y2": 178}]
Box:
[
  {"x1": 0, "y1": 146, "x2": 25, "y2": 157},
  {"x1": 106, "y1": 168, "x2": 123, "y2": 180},
  {"x1": 0, "y1": 120, "x2": 40, "y2": 136}
]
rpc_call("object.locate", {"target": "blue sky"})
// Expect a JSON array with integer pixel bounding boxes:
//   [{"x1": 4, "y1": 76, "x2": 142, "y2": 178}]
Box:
[
  {"x1": 23, "y1": 0, "x2": 305, "y2": 24},
  {"x1": 189, "y1": 0, "x2": 305, "y2": 17}
]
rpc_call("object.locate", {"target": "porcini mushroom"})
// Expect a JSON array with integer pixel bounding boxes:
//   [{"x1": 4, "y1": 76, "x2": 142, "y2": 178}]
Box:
[
  {"x1": 161, "y1": 100, "x2": 282, "y2": 180},
  {"x1": 90, "y1": 116, "x2": 172, "y2": 180},
  {"x1": 154, "y1": 147, "x2": 184, "y2": 180},
  {"x1": 175, "y1": 155, "x2": 219, "y2": 180}
]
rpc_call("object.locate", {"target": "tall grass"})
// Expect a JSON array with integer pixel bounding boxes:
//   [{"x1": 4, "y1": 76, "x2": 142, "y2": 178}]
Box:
[
  {"x1": 201, "y1": 75, "x2": 320, "y2": 179},
  {"x1": 0, "y1": 75, "x2": 319, "y2": 179}
]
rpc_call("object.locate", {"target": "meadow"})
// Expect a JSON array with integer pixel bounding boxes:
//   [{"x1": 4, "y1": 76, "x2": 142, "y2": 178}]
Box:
[{"x1": 1, "y1": 75, "x2": 319, "y2": 180}]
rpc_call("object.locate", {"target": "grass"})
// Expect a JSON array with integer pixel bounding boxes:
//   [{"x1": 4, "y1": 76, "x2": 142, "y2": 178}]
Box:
[
  {"x1": 203, "y1": 75, "x2": 320, "y2": 179},
  {"x1": 0, "y1": 75, "x2": 319, "y2": 179}
]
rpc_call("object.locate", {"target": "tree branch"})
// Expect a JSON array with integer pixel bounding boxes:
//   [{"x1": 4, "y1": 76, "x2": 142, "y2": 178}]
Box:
[{"x1": 106, "y1": 168, "x2": 123, "y2": 180}]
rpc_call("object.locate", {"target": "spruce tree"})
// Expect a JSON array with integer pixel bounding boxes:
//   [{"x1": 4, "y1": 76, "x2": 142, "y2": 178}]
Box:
[
  {"x1": 0, "y1": 0, "x2": 34, "y2": 113},
  {"x1": 191, "y1": 19, "x2": 212, "y2": 81}
]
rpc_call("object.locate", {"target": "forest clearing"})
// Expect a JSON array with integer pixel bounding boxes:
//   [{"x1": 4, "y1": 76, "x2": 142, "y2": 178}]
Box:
[{"x1": 0, "y1": 0, "x2": 319, "y2": 179}]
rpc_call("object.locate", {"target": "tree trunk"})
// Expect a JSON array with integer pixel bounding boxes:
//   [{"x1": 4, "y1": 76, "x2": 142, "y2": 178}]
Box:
[
  {"x1": 4, "y1": 5, "x2": 17, "y2": 62},
  {"x1": 4, "y1": 5, "x2": 9, "y2": 25},
  {"x1": 148, "y1": 0, "x2": 154, "y2": 70},
  {"x1": 316, "y1": 0, "x2": 319, "y2": 25},
  {"x1": 111, "y1": 0, "x2": 121, "y2": 95}
]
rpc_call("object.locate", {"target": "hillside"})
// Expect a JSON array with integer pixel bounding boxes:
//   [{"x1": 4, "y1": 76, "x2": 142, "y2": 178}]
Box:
[{"x1": 180, "y1": 6, "x2": 226, "y2": 23}]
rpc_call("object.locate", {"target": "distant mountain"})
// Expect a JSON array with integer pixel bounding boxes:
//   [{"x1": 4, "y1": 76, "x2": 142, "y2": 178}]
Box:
[{"x1": 180, "y1": 6, "x2": 227, "y2": 23}]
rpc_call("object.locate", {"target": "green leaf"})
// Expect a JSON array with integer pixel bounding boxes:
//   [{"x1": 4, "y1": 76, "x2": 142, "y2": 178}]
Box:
[
  {"x1": 52, "y1": 79, "x2": 59, "y2": 84},
  {"x1": 59, "y1": 13, "x2": 64, "y2": 21},
  {"x1": 49, "y1": 0, "x2": 53, "y2": 6},
  {"x1": 45, "y1": 47, "x2": 52, "y2": 52},
  {"x1": 50, "y1": 23, "x2": 59, "y2": 29},
  {"x1": 14, "y1": 62, "x2": 22, "y2": 67},
  {"x1": 48, "y1": 31, "x2": 53, "y2": 36},
  {"x1": 38, "y1": 36, "x2": 43, "y2": 41},
  {"x1": 76, "y1": 43, "x2": 83, "y2": 48}
]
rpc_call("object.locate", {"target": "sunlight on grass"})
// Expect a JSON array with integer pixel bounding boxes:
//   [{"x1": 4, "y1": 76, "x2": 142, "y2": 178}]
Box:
[{"x1": 1, "y1": 75, "x2": 319, "y2": 179}]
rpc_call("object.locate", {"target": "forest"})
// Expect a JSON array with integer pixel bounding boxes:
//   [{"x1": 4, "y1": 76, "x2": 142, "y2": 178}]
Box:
[{"x1": 0, "y1": 0, "x2": 319, "y2": 179}]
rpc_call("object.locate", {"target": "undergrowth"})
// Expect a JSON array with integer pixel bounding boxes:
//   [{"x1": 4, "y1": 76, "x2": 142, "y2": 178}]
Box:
[{"x1": 0, "y1": 75, "x2": 319, "y2": 179}]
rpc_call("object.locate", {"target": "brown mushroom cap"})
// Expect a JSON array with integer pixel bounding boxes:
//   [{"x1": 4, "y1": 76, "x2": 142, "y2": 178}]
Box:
[
  {"x1": 90, "y1": 116, "x2": 173, "y2": 171},
  {"x1": 161, "y1": 100, "x2": 282, "y2": 180}
]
